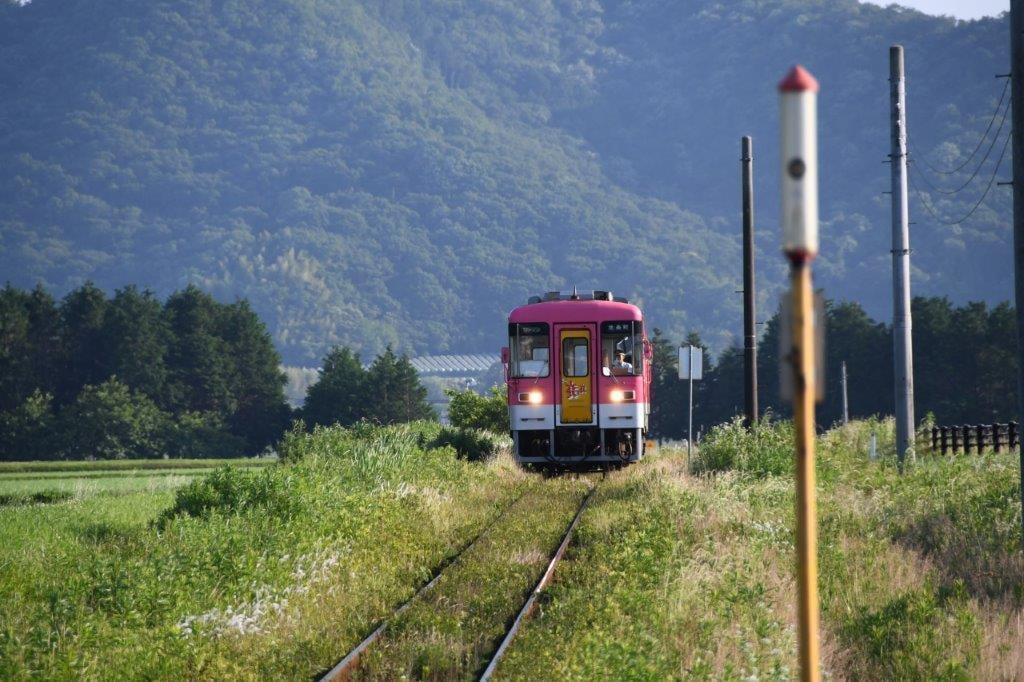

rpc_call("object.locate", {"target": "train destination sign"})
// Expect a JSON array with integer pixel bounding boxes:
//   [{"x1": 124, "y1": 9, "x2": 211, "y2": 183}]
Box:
[{"x1": 509, "y1": 323, "x2": 548, "y2": 336}]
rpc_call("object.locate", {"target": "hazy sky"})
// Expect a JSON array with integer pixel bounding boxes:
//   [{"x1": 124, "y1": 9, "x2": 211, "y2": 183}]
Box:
[{"x1": 869, "y1": 0, "x2": 1008, "y2": 20}]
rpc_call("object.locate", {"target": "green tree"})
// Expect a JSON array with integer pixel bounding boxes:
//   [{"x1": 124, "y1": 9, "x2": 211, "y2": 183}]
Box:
[
  {"x1": 301, "y1": 346, "x2": 368, "y2": 427},
  {"x1": 365, "y1": 346, "x2": 435, "y2": 424},
  {"x1": 446, "y1": 385, "x2": 508, "y2": 432},
  {"x1": 0, "y1": 284, "x2": 33, "y2": 412},
  {"x1": 58, "y1": 283, "x2": 109, "y2": 405},
  {"x1": 217, "y1": 299, "x2": 289, "y2": 450},
  {"x1": 57, "y1": 377, "x2": 168, "y2": 459},
  {"x1": 24, "y1": 285, "x2": 62, "y2": 403},
  {"x1": 163, "y1": 286, "x2": 232, "y2": 414},
  {"x1": 0, "y1": 389, "x2": 56, "y2": 460},
  {"x1": 101, "y1": 286, "x2": 169, "y2": 399},
  {"x1": 820, "y1": 301, "x2": 892, "y2": 426},
  {"x1": 161, "y1": 411, "x2": 248, "y2": 459},
  {"x1": 700, "y1": 345, "x2": 744, "y2": 432},
  {"x1": 914, "y1": 297, "x2": 1018, "y2": 424},
  {"x1": 648, "y1": 328, "x2": 687, "y2": 439}
]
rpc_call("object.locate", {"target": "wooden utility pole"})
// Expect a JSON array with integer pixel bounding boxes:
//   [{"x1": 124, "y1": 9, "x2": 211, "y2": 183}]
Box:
[
  {"x1": 841, "y1": 361, "x2": 849, "y2": 425},
  {"x1": 779, "y1": 64, "x2": 821, "y2": 682},
  {"x1": 890, "y1": 45, "x2": 916, "y2": 466},
  {"x1": 742, "y1": 136, "x2": 759, "y2": 427},
  {"x1": 1011, "y1": 0, "x2": 1024, "y2": 545}
]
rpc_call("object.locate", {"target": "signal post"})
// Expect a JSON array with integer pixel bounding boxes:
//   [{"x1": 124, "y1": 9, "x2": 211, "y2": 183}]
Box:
[{"x1": 779, "y1": 64, "x2": 821, "y2": 682}]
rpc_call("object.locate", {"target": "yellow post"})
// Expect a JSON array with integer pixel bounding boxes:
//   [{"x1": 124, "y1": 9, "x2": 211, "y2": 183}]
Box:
[
  {"x1": 779, "y1": 63, "x2": 821, "y2": 682},
  {"x1": 790, "y1": 261, "x2": 820, "y2": 682}
]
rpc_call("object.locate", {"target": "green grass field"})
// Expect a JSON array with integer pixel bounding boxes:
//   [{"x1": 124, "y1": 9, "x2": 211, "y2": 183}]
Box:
[
  {"x1": 0, "y1": 457, "x2": 272, "y2": 506},
  {"x1": 0, "y1": 420, "x2": 1020, "y2": 680},
  {"x1": 0, "y1": 457, "x2": 272, "y2": 474},
  {"x1": 497, "y1": 419, "x2": 1024, "y2": 680}
]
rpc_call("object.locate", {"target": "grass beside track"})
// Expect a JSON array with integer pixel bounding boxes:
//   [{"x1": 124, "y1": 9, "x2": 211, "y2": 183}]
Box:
[
  {"x1": 0, "y1": 458, "x2": 272, "y2": 474},
  {"x1": 495, "y1": 420, "x2": 1023, "y2": 680},
  {"x1": 0, "y1": 472, "x2": 212, "y2": 500},
  {"x1": 1, "y1": 419, "x2": 1020, "y2": 680},
  {"x1": 0, "y1": 459, "x2": 270, "y2": 504},
  {"x1": 354, "y1": 477, "x2": 591, "y2": 680},
  {"x1": 0, "y1": 422, "x2": 529, "y2": 680}
]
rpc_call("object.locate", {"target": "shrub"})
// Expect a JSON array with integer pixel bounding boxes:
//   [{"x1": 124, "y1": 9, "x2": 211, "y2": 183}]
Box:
[
  {"x1": 428, "y1": 425, "x2": 510, "y2": 462},
  {"x1": 160, "y1": 464, "x2": 303, "y2": 524},
  {"x1": 446, "y1": 386, "x2": 508, "y2": 433},
  {"x1": 841, "y1": 586, "x2": 979, "y2": 679},
  {"x1": 691, "y1": 416, "x2": 792, "y2": 477}
]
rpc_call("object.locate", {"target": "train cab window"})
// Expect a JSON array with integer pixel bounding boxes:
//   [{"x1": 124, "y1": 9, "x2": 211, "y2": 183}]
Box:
[
  {"x1": 562, "y1": 336, "x2": 589, "y2": 377},
  {"x1": 601, "y1": 321, "x2": 642, "y2": 376},
  {"x1": 509, "y1": 323, "x2": 550, "y2": 377}
]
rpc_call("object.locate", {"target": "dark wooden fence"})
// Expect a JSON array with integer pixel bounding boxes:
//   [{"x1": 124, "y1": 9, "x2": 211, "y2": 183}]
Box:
[{"x1": 930, "y1": 422, "x2": 1019, "y2": 455}]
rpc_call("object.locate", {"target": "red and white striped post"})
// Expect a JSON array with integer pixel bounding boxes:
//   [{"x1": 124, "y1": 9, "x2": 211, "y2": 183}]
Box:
[{"x1": 779, "y1": 64, "x2": 821, "y2": 682}]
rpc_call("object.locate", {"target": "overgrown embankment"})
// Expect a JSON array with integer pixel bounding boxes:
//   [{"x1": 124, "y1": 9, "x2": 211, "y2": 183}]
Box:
[
  {"x1": 496, "y1": 418, "x2": 1023, "y2": 680},
  {"x1": 0, "y1": 421, "x2": 522, "y2": 679},
  {"x1": 2, "y1": 418, "x2": 1020, "y2": 680}
]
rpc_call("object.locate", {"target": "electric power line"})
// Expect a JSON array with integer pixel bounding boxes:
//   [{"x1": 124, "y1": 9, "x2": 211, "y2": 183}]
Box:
[
  {"x1": 907, "y1": 76, "x2": 1010, "y2": 176},
  {"x1": 909, "y1": 96, "x2": 1009, "y2": 195},
  {"x1": 910, "y1": 130, "x2": 1012, "y2": 226}
]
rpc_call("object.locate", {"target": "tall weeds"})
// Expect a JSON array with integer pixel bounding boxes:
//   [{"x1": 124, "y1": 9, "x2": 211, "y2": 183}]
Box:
[{"x1": 691, "y1": 416, "x2": 793, "y2": 477}]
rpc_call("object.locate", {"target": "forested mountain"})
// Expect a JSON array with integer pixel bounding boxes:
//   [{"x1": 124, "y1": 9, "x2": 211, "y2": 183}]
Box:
[{"x1": 0, "y1": 0, "x2": 1011, "y2": 364}]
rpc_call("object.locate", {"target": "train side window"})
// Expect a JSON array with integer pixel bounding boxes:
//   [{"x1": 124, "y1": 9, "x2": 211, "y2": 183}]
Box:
[
  {"x1": 600, "y1": 321, "x2": 642, "y2": 376},
  {"x1": 562, "y1": 337, "x2": 589, "y2": 377},
  {"x1": 509, "y1": 323, "x2": 550, "y2": 377}
]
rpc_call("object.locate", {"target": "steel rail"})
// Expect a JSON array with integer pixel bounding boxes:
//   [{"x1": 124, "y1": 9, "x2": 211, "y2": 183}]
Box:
[
  {"x1": 318, "y1": 486, "x2": 530, "y2": 681},
  {"x1": 478, "y1": 485, "x2": 596, "y2": 681}
]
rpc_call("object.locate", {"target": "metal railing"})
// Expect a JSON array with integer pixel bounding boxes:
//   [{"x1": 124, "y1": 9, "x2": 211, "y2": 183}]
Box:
[{"x1": 930, "y1": 422, "x2": 1019, "y2": 455}]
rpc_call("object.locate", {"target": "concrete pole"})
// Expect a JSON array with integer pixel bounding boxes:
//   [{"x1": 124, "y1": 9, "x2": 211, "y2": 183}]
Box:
[
  {"x1": 889, "y1": 45, "x2": 916, "y2": 467},
  {"x1": 687, "y1": 345, "x2": 694, "y2": 465},
  {"x1": 742, "y1": 136, "x2": 759, "y2": 428},
  {"x1": 841, "y1": 361, "x2": 849, "y2": 425},
  {"x1": 1011, "y1": 0, "x2": 1024, "y2": 543}
]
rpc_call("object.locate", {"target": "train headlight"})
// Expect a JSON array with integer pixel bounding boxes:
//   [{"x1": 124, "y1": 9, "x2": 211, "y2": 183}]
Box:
[
  {"x1": 610, "y1": 389, "x2": 624, "y2": 403},
  {"x1": 528, "y1": 391, "x2": 543, "y2": 405}
]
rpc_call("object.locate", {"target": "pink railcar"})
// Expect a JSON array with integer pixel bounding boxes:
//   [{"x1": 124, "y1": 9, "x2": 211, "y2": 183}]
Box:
[{"x1": 501, "y1": 290, "x2": 652, "y2": 467}]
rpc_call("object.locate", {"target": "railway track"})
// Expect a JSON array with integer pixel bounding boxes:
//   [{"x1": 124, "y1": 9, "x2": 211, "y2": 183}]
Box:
[
  {"x1": 319, "y1": 481, "x2": 596, "y2": 681},
  {"x1": 478, "y1": 485, "x2": 594, "y2": 680},
  {"x1": 318, "y1": 485, "x2": 532, "y2": 681}
]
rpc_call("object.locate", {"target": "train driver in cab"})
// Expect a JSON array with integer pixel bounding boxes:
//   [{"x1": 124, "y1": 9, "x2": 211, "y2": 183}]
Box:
[{"x1": 602, "y1": 343, "x2": 633, "y2": 376}]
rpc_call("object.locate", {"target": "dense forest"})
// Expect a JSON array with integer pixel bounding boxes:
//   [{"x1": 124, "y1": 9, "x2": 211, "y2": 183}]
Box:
[
  {"x1": 0, "y1": 0, "x2": 1011, "y2": 365},
  {"x1": 0, "y1": 283, "x2": 438, "y2": 459},
  {"x1": 650, "y1": 296, "x2": 1018, "y2": 441},
  {"x1": 0, "y1": 283, "x2": 291, "y2": 458}
]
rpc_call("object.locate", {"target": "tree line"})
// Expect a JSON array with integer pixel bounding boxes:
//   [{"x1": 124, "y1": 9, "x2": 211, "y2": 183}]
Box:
[
  {"x1": 649, "y1": 297, "x2": 1017, "y2": 441},
  {"x1": 0, "y1": 283, "x2": 438, "y2": 460},
  {"x1": 0, "y1": 283, "x2": 292, "y2": 459},
  {"x1": 299, "y1": 346, "x2": 435, "y2": 428}
]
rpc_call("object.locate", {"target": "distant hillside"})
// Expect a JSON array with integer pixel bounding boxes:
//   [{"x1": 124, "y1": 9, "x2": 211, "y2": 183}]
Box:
[{"x1": 0, "y1": 0, "x2": 1010, "y2": 363}]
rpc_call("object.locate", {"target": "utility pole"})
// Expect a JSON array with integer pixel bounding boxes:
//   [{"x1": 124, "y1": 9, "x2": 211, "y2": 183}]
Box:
[
  {"x1": 679, "y1": 345, "x2": 703, "y2": 465},
  {"x1": 780, "y1": 64, "x2": 821, "y2": 682},
  {"x1": 890, "y1": 45, "x2": 915, "y2": 467},
  {"x1": 688, "y1": 344, "x2": 694, "y2": 464},
  {"x1": 742, "y1": 136, "x2": 759, "y2": 428},
  {"x1": 1010, "y1": 0, "x2": 1024, "y2": 543},
  {"x1": 840, "y1": 361, "x2": 849, "y2": 425}
]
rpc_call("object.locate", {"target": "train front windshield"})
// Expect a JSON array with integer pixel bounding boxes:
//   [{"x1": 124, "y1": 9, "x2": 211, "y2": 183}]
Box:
[
  {"x1": 509, "y1": 323, "x2": 550, "y2": 378},
  {"x1": 600, "y1": 320, "x2": 643, "y2": 376}
]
